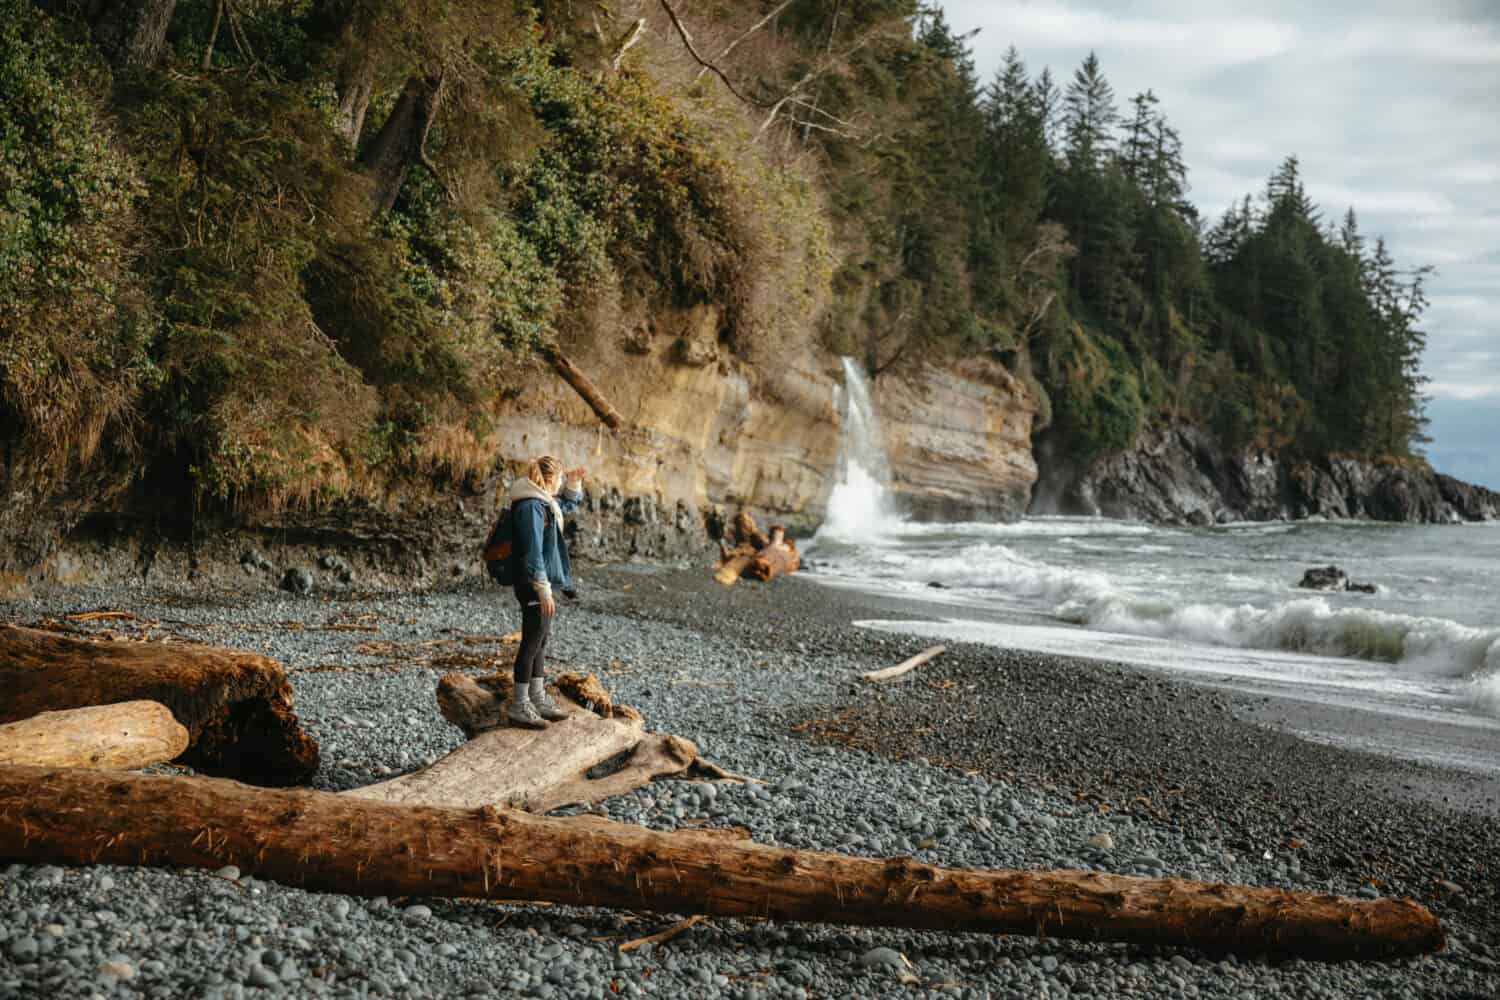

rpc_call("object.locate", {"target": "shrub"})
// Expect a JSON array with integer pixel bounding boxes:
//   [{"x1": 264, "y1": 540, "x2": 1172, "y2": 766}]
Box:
[{"x1": 0, "y1": 0, "x2": 149, "y2": 484}]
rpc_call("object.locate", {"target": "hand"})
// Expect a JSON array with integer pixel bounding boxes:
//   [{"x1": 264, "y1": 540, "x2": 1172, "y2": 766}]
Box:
[
  {"x1": 564, "y1": 466, "x2": 587, "y2": 490},
  {"x1": 540, "y1": 592, "x2": 557, "y2": 618}
]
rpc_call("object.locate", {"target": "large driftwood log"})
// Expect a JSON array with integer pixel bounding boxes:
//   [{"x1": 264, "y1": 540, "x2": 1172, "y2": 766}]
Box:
[
  {"x1": 345, "y1": 672, "x2": 729, "y2": 813},
  {"x1": 745, "y1": 526, "x2": 800, "y2": 582},
  {"x1": 715, "y1": 513, "x2": 800, "y2": 585},
  {"x1": 0, "y1": 625, "x2": 318, "y2": 785},
  {"x1": 0, "y1": 765, "x2": 1444, "y2": 960},
  {"x1": 0, "y1": 701, "x2": 188, "y2": 770}
]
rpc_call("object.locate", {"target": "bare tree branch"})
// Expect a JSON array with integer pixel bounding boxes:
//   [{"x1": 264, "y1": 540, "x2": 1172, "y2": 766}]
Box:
[
  {"x1": 659, "y1": 0, "x2": 770, "y2": 108},
  {"x1": 610, "y1": 17, "x2": 646, "y2": 73},
  {"x1": 201, "y1": 0, "x2": 223, "y2": 70},
  {"x1": 693, "y1": 0, "x2": 797, "y2": 83}
]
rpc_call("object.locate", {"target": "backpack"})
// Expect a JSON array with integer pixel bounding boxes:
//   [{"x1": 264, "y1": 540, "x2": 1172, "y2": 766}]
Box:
[
  {"x1": 482, "y1": 506, "x2": 518, "y2": 585},
  {"x1": 482, "y1": 500, "x2": 553, "y2": 585}
]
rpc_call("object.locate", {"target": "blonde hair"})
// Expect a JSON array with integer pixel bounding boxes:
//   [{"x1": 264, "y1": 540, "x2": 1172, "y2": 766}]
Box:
[{"x1": 527, "y1": 455, "x2": 562, "y2": 491}]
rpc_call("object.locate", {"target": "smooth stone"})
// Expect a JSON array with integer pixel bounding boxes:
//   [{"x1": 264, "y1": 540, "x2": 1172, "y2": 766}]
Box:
[
  {"x1": 243, "y1": 964, "x2": 279, "y2": 988},
  {"x1": 99, "y1": 959, "x2": 135, "y2": 980},
  {"x1": 215, "y1": 865, "x2": 241, "y2": 881},
  {"x1": 1087, "y1": 831, "x2": 1115, "y2": 851},
  {"x1": 859, "y1": 946, "x2": 905, "y2": 969}
]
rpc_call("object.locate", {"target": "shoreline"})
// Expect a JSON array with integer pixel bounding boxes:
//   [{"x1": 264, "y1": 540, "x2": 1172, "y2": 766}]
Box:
[{"x1": 1, "y1": 566, "x2": 1497, "y2": 997}]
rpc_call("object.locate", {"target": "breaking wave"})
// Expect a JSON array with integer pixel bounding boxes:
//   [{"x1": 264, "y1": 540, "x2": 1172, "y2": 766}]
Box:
[{"x1": 868, "y1": 542, "x2": 1500, "y2": 713}]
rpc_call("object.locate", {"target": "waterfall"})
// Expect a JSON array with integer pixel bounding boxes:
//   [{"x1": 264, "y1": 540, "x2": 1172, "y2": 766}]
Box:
[{"x1": 817, "y1": 357, "x2": 903, "y2": 540}]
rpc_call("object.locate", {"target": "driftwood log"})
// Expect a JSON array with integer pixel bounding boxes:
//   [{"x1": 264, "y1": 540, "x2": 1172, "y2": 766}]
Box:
[
  {"x1": 863, "y1": 645, "x2": 946, "y2": 683},
  {"x1": 0, "y1": 625, "x2": 318, "y2": 785},
  {"x1": 715, "y1": 513, "x2": 800, "y2": 585},
  {"x1": 745, "y1": 525, "x2": 800, "y2": 582},
  {"x1": 0, "y1": 701, "x2": 188, "y2": 770},
  {"x1": 346, "y1": 671, "x2": 736, "y2": 813},
  {"x1": 0, "y1": 764, "x2": 1444, "y2": 960}
]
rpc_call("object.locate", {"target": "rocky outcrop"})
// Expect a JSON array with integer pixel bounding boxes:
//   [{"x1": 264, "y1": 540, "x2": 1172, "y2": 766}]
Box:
[
  {"x1": 874, "y1": 358, "x2": 1039, "y2": 521},
  {"x1": 1033, "y1": 426, "x2": 1499, "y2": 525}
]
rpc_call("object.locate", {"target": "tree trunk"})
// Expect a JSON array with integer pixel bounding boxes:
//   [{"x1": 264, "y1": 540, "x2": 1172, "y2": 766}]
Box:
[
  {"x1": 540, "y1": 345, "x2": 625, "y2": 430},
  {"x1": 716, "y1": 514, "x2": 799, "y2": 585},
  {"x1": 345, "y1": 671, "x2": 731, "y2": 813},
  {"x1": 89, "y1": 0, "x2": 179, "y2": 68},
  {"x1": 0, "y1": 625, "x2": 318, "y2": 786},
  {"x1": 0, "y1": 765, "x2": 1444, "y2": 960},
  {"x1": 0, "y1": 701, "x2": 187, "y2": 770},
  {"x1": 359, "y1": 73, "x2": 445, "y2": 214},
  {"x1": 335, "y1": 50, "x2": 376, "y2": 150},
  {"x1": 745, "y1": 526, "x2": 799, "y2": 581},
  {"x1": 734, "y1": 511, "x2": 770, "y2": 551}
]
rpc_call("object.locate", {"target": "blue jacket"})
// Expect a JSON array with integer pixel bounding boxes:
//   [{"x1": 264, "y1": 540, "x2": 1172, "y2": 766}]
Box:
[{"x1": 513, "y1": 486, "x2": 581, "y2": 592}]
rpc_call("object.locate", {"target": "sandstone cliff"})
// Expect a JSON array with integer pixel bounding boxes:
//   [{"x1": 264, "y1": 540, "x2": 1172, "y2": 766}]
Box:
[
  {"x1": 8, "y1": 318, "x2": 1042, "y2": 590},
  {"x1": 873, "y1": 358, "x2": 1038, "y2": 522}
]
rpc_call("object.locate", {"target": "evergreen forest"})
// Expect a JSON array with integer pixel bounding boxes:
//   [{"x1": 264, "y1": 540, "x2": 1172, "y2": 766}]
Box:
[{"x1": 0, "y1": 0, "x2": 1435, "y2": 516}]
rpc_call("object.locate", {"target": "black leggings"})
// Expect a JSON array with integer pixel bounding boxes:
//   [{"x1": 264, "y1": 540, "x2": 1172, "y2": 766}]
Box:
[{"x1": 512, "y1": 583, "x2": 552, "y2": 685}]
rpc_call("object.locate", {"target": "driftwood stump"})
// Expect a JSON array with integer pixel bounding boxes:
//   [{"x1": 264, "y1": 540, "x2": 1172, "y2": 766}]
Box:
[
  {"x1": 0, "y1": 625, "x2": 318, "y2": 785},
  {"x1": 346, "y1": 671, "x2": 737, "y2": 813},
  {"x1": 0, "y1": 765, "x2": 1446, "y2": 961},
  {"x1": 715, "y1": 513, "x2": 800, "y2": 585}
]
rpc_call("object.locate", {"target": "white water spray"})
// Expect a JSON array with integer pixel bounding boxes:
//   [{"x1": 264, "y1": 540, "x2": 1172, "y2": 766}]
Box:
[{"x1": 817, "y1": 358, "x2": 903, "y2": 540}]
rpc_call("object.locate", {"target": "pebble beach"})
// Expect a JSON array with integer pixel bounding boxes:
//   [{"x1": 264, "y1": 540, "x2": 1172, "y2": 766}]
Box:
[{"x1": 2, "y1": 564, "x2": 1497, "y2": 999}]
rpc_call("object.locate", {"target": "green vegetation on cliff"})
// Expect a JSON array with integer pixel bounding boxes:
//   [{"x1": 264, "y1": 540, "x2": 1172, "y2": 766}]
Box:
[{"x1": 0, "y1": 0, "x2": 1434, "y2": 520}]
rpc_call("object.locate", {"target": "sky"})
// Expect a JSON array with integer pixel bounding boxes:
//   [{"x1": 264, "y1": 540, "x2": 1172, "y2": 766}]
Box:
[{"x1": 940, "y1": 0, "x2": 1500, "y2": 488}]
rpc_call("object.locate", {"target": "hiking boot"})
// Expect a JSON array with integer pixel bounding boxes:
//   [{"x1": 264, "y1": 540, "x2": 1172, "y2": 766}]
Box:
[
  {"x1": 506, "y1": 689, "x2": 548, "y2": 729},
  {"x1": 529, "y1": 678, "x2": 570, "y2": 722}
]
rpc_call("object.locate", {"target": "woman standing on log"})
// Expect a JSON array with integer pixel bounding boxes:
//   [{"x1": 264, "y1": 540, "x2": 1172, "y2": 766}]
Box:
[{"x1": 504, "y1": 456, "x2": 586, "y2": 729}]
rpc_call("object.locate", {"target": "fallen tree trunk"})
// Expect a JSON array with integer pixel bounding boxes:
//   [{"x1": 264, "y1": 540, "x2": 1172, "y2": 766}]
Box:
[
  {"x1": 0, "y1": 765, "x2": 1444, "y2": 960},
  {"x1": 541, "y1": 345, "x2": 624, "y2": 430},
  {"x1": 0, "y1": 625, "x2": 318, "y2": 786},
  {"x1": 345, "y1": 672, "x2": 730, "y2": 813},
  {"x1": 0, "y1": 701, "x2": 188, "y2": 770},
  {"x1": 734, "y1": 511, "x2": 770, "y2": 552},
  {"x1": 745, "y1": 526, "x2": 800, "y2": 582},
  {"x1": 715, "y1": 512, "x2": 800, "y2": 586},
  {"x1": 713, "y1": 547, "x2": 757, "y2": 586}
]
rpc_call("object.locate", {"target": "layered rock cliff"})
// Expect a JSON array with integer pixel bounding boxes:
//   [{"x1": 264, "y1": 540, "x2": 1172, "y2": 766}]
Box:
[
  {"x1": 9, "y1": 319, "x2": 1042, "y2": 590},
  {"x1": 1033, "y1": 426, "x2": 1500, "y2": 525},
  {"x1": 873, "y1": 358, "x2": 1038, "y2": 522}
]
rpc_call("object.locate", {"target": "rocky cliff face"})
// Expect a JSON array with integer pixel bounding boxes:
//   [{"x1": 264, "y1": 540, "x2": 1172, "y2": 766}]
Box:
[
  {"x1": 874, "y1": 357, "x2": 1038, "y2": 521},
  {"x1": 1033, "y1": 426, "x2": 1500, "y2": 525},
  {"x1": 9, "y1": 312, "x2": 1041, "y2": 591}
]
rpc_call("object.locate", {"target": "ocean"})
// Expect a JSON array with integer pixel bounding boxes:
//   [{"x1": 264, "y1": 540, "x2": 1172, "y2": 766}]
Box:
[{"x1": 809, "y1": 359, "x2": 1500, "y2": 774}]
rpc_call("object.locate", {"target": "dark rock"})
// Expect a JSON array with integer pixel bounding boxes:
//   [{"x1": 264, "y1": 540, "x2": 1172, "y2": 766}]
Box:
[
  {"x1": 279, "y1": 567, "x2": 314, "y2": 595},
  {"x1": 1033, "y1": 424, "x2": 1492, "y2": 526},
  {"x1": 1298, "y1": 566, "x2": 1376, "y2": 593},
  {"x1": 239, "y1": 549, "x2": 273, "y2": 574},
  {"x1": 318, "y1": 553, "x2": 354, "y2": 584},
  {"x1": 1299, "y1": 566, "x2": 1349, "y2": 591},
  {"x1": 622, "y1": 496, "x2": 655, "y2": 526}
]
